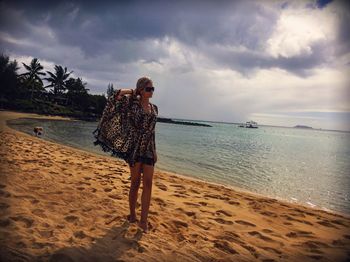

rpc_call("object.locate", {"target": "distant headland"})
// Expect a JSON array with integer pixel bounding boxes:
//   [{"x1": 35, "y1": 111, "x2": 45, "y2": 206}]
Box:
[
  {"x1": 157, "y1": 117, "x2": 212, "y2": 127},
  {"x1": 294, "y1": 125, "x2": 313, "y2": 129}
]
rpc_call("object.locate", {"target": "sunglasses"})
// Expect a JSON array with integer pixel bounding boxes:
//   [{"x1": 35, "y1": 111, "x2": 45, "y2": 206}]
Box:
[{"x1": 144, "y1": 86, "x2": 155, "y2": 92}]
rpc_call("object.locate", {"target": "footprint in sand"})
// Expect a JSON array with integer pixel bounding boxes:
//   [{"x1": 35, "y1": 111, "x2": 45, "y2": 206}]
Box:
[
  {"x1": 172, "y1": 193, "x2": 189, "y2": 198},
  {"x1": 213, "y1": 240, "x2": 239, "y2": 254},
  {"x1": 64, "y1": 215, "x2": 79, "y2": 223},
  {"x1": 262, "y1": 229, "x2": 274, "y2": 234},
  {"x1": 216, "y1": 210, "x2": 233, "y2": 217},
  {"x1": 104, "y1": 188, "x2": 113, "y2": 192},
  {"x1": 213, "y1": 218, "x2": 233, "y2": 225},
  {"x1": 332, "y1": 239, "x2": 346, "y2": 246},
  {"x1": 172, "y1": 220, "x2": 189, "y2": 228},
  {"x1": 32, "y1": 209, "x2": 47, "y2": 218},
  {"x1": 78, "y1": 181, "x2": 91, "y2": 186},
  {"x1": 189, "y1": 188, "x2": 200, "y2": 194},
  {"x1": 343, "y1": 234, "x2": 350, "y2": 240},
  {"x1": 16, "y1": 241, "x2": 27, "y2": 248},
  {"x1": 170, "y1": 184, "x2": 186, "y2": 190},
  {"x1": 185, "y1": 211, "x2": 196, "y2": 217},
  {"x1": 227, "y1": 200, "x2": 240, "y2": 206},
  {"x1": 183, "y1": 202, "x2": 200, "y2": 207},
  {"x1": 0, "y1": 189, "x2": 11, "y2": 198},
  {"x1": 0, "y1": 202, "x2": 10, "y2": 210},
  {"x1": 280, "y1": 214, "x2": 313, "y2": 226},
  {"x1": 74, "y1": 230, "x2": 87, "y2": 239},
  {"x1": 10, "y1": 216, "x2": 34, "y2": 228},
  {"x1": 264, "y1": 247, "x2": 283, "y2": 256},
  {"x1": 317, "y1": 220, "x2": 339, "y2": 229},
  {"x1": 149, "y1": 210, "x2": 159, "y2": 215},
  {"x1": 155, "y1": 181, "x2": 168, "y2": 191},
  {"x1": 203, "y1": 193, "x2": 229, "y2": 201},
  {"x1": 108, "y1": 194, "x2": 123, "y2": 200},
  {"x1": 235, "y1": 220, "x2": 256, "y2": 227},
  {"x1": 0, "y1": 218, "x2": 11, "y2": 227},
  {"x1": 286, "y1": 230, "x2": 314, "y2": 239},
  {"x1": 154, "y1": 197, "x2": 167, "y2": 207},
  {"x1": 33, "y1": 241, "x2": 53, "y2": 249},
  {"x1": 192, "y1": 220, "x2": 210, "y2": 230},
  {"x1": 303, "y1": 240, "x2": 329, "y2": 249},
  {"x1": 248, "y1": 231, "x2": 274, "y2": 242},
  {"x1": 38, "y1": 230, "x2": 53, "y2": 238},
  {"x1": 259, "y1": 211, "x2": 278, "y2": 218}
]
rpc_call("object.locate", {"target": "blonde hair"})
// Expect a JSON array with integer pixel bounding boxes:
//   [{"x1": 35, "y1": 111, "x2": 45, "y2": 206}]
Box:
[{"x1": 135, "y1": 76, "x2": 153, "y2": 98}]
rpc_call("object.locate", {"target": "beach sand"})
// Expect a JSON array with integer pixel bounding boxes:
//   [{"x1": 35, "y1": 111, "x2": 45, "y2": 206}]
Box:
[{"x1": 0, "y1": 110, "x2": 349, "y2": 262}]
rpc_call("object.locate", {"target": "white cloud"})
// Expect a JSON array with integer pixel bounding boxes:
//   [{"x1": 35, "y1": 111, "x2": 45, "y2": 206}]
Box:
[{"x1": 266, "y1": 4, "x2": 337, "y2": 58}]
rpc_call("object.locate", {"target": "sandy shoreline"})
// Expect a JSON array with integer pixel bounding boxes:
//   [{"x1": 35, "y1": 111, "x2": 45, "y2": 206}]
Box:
[{"x1": 1, "y1": 110, "x2": 350, "y2": 261}]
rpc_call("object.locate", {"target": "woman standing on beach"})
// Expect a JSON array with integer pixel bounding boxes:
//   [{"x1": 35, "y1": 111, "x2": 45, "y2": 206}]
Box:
[{"x1": 94, "y1": 76, "x2": 158, "y2": 233}]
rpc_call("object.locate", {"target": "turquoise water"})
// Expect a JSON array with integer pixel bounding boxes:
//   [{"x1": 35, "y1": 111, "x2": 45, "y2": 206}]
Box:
[{"x1": 8, "y1": 118, "x2": 350, "y2": 214}]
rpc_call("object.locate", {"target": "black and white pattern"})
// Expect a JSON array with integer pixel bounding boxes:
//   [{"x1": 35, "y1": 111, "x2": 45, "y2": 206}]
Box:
[{"x1": 93, "y1": 90, "x2": 158, "y2": 167}]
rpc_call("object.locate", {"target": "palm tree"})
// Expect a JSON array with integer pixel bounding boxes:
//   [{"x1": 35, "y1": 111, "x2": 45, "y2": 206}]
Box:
[
  {"x1": 20, "y1": 58, "x2": 46, "y2": 100},
  {"x1": 66, "y1": 77, "x2": 89, "y2": 95},
  {"x1": 45, "y1": 65, "x2": 73, "y2": 97},
  {"x1": 106, "y1": 83, "x2": 115, "y2": 98},
  {"x1": 65, "y1": 77, "x2": 90, "y2": 108},
  {"x1": 0, "y1": 54, "x2": 19, "y2": 99}
]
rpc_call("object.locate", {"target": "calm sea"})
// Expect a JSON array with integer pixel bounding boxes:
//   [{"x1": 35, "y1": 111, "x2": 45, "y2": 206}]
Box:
[{"x1": 7, "y1": 117, "x2": 350, "y2": 214}]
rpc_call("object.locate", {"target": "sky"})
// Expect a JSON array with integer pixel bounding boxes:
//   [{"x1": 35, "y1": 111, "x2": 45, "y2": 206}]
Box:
[{"x1": 1, "y1": 0, "x2": 349, "y2": 131}]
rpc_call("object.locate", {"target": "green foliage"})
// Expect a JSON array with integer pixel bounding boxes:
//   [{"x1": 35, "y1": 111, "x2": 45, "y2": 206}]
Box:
[
  {"x1": 0, "y1": 53, "x2": 21, "y2": 98},
  {"x1": 106, "y1": 83, "x2": 115, "y2": 98},
  {"x1": 1, "y1": 54, "x2": 108, "y2": 119},
  {"x1": 20, "y1": 58, "x2": 46, "y2": 92},
  {"x1": 45, "y1": 65, "x2": 73, "y2": 95}
]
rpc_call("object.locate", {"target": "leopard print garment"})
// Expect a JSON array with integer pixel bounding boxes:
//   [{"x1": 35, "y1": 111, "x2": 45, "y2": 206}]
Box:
[{"x1": 93, "y1": 89, "x2": 158, "y2": 167}]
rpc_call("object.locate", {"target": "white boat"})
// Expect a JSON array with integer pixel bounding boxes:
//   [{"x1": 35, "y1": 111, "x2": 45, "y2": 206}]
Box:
[{"x1": 245, "y1": 121, "x2": 258, "y2": 128}]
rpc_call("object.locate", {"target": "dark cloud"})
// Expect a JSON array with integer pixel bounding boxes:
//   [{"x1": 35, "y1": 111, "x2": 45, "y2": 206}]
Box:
[
  {"x1": 1, "y1": 0, "x2": 276, "y2": 53},
  {"x1": 0, "y1": 0, "x2": 349, "y2": 88}
]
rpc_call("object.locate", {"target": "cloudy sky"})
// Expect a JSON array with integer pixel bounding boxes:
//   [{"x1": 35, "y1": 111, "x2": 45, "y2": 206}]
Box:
[{"x1": 1, "y1": 0, "x2": 349, "y2": 130}]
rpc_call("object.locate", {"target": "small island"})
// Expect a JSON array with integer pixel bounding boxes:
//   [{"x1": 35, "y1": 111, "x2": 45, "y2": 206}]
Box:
[
  {"x1": 294, "y1": 125, "x2": 313, "y2": 129},
  {"x1": 157, "y1": 117, "x2": 212, "y2": 127}
]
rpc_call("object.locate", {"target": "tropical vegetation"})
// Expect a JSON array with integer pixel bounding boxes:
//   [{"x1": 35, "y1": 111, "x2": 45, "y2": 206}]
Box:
[{"x1": 0, "y1": 53, "x2": 107, "y2": 120}]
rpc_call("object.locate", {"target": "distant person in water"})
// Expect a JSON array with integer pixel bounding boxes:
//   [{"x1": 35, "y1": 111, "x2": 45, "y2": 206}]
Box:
[{"x1": 94, "y1": 76, "x2": 158, "y2": 233}]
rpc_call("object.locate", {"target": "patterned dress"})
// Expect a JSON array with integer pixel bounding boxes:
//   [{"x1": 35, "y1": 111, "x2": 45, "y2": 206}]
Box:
[{"x1": 93, "y1": 90, "x2": 158, "y2": 167}]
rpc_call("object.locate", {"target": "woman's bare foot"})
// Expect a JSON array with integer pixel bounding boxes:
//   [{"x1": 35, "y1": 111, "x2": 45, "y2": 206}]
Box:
[
  {"x1": 127, "y1": 214, "x2": 138, "y2": 223},
  {"x1": 138, "y1": 220, "x2": 148, "y2": 233}
]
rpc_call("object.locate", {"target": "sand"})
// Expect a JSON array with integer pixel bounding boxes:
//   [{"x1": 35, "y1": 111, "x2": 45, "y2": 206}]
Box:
[{"x1": 0, "y1": 110, "x2": 349, "y2": 262}]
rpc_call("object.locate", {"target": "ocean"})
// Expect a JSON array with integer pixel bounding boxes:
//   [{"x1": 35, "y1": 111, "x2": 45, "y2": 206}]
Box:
[{"x1": 7, "y1": 117, "x2": 350, "y2": 214}]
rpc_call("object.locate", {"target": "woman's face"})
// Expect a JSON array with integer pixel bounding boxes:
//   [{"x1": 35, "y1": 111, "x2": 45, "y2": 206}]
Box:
[{"x1": 140, "y1": 82, "x2": 154, "y2": 99}]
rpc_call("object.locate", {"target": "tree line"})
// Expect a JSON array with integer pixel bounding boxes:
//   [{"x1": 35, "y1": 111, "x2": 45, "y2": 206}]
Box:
[{"x1": 0, "y1": 53, "x2": 110, "y2": 120}]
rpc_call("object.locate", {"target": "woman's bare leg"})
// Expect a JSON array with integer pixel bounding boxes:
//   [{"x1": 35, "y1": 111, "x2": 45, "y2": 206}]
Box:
[
  {"x1": 128, "y1": 162, "x2": 142, "y2": 222},
  {"x1": 139, "y1": 163, "x2": 154, "y2": 232}
]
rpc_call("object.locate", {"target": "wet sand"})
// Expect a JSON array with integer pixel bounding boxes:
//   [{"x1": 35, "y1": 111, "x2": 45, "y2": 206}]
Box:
[{"x1": 0, "y1": 110, "x2": 349, "y2": 262}]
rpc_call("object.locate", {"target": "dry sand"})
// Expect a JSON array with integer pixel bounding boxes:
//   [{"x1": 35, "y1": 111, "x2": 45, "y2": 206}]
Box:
[{"x1": 0, "y1": 110, "x2": 349, "y2": 262}]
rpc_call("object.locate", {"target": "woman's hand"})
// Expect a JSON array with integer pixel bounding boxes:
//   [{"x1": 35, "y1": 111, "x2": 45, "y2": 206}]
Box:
[{"x1": 115, "y1": 89, "x2": 134, "y2": 100}]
